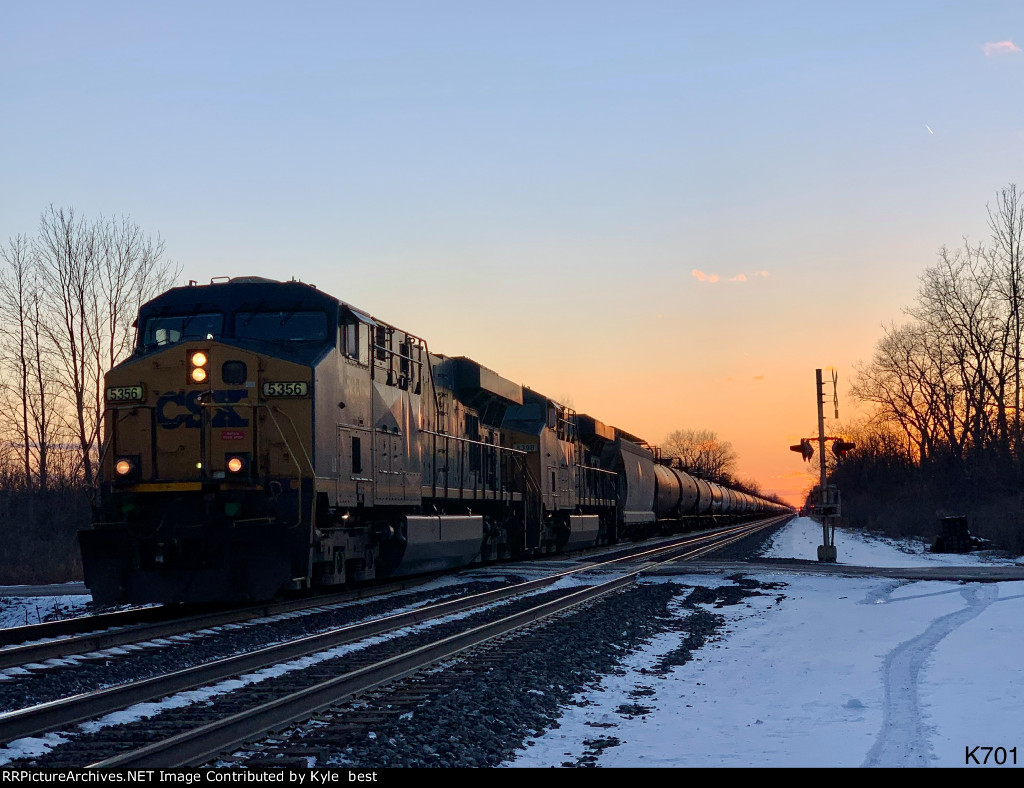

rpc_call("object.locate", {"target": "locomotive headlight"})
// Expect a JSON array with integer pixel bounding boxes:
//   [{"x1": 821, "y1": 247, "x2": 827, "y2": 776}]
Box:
[
  {"x1": 224, "y1": 453, "x2": 251, "y2": 477},
  {"x1": 189, "y1": 351, "x2": 210, "y2": 383},
  {"x1": 113, "y1": 455, "x2": 140, "y2": 482}
]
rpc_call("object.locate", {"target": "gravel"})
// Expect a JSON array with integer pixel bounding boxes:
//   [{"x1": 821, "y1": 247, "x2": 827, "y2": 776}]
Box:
[
  {"x1": 0, "y1": 578, "x2": 521, "y2": 713},
  {"x1": 3, "y1": 522, "x2": 790, "y2": 767},
  {"x1": 711, "y1": 520, "x2": 790, "y2": 561},
  {"x1": 223, "y1": 574, "x2": 784, "y2": 768}
]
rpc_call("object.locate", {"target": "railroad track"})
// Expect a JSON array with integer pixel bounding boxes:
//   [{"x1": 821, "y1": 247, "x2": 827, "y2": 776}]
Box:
[
  {"x1": 0, "y1": 578, "x2": 438, "y2": 671},
  {"x1": 0, "y1": 521, "x2": 771, "y2": 720},
  {"x1": 1, "y1": 515, "x2": 789, "y2": 768},
  {"x1": 0, "y1": 517, "x2": 780, "y2": 670}
]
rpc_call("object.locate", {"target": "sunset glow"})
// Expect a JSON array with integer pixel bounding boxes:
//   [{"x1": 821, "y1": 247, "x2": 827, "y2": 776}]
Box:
[{"x1": 3, "y1": 2, "x2": 1021, "y2": 508}]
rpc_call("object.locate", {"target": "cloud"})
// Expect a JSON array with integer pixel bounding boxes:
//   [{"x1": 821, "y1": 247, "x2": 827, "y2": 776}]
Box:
[
  {"x1": 984, "y1": 40, "x2": 1021, "y2": 57},
  {"x1": 753, "y1": 375, "x2": 765, "y2": 381},
  {"x1": 692, "y1": 269, "x2": 770, "y2": 284}
]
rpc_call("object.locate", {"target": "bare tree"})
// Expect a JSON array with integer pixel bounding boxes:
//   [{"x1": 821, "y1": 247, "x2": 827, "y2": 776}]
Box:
[
  {"x1": 0, "y1": 234, "x2": 70, "y2": 492},
  {"x1": 832, "y1": 184, "x2": 1024, "y2": 546},
  {"x1": 27, "y1": 276, "x2": 59, "y2": 492},
  {"x1": 661, "y1": 428, "x2": 738, "y2": 482},
  {"x1": 908, "y1": 239, "x2": 1012, "y2": 457},
  {"x1": 987, "y1": 184, "x2": 1024, "y2": 456},
  {"x1": 34, "y1": 206, "x2": 178, "y2": 486},
  {"x1": 35, "y1": 206, "x2": 95, "y2": 483},
  {"x1": 851, "y1": 316, "x2": 982, "y2": 462},
  {"x1": 0, "y1": 209, "x2": 177, "y2": 583},
  {"x1": 86, "y1": 215, "x2": 177, "y2": 478},
  {"x1": 0, "y1": 235, "x2": 36, "y2": 487}
]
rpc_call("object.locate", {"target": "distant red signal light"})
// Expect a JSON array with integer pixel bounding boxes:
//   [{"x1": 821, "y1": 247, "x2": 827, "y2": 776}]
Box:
[{"x1": 832, "y1": 440, "x2": 855, "y2": 458}]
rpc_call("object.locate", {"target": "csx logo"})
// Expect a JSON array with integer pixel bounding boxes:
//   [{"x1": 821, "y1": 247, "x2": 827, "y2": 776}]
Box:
[{"x1": 156, "y1": 390, "x2": 249, "y2": 429}]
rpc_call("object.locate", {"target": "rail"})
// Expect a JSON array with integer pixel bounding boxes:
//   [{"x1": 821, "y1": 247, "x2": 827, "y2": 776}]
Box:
[
  {"x1": 88, "y1": 516, "x2": 787, "y2": 768},
  {"x1": 0, "y1": 517, "x2": 789, "y2": 766}
]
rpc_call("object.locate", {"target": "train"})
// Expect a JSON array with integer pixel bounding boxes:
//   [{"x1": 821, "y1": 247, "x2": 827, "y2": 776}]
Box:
[{"x1": 80, "y1": 276, "x2": 792, "y2": 605}]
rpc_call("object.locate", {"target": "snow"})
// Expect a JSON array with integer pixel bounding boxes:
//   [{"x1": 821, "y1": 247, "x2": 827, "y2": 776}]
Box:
[
  {"x1": 762, "y1": 517, "x2": 1023, "y2": 568},
  {"x1": 0, "y1": 595, "x2": 91, "y2": 629},
  {"x1": 1, "y1": 518, "x2": 1021, "y2": 768},
  {"x1": 0, "y1": 573, "x2": 595, "y2": 765},
  {"x1": 507, "y1": 517, "x2": 1024, "y2": 768}
]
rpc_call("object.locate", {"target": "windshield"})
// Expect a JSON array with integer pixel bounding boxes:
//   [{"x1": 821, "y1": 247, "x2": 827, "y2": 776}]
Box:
[
  {"x1": 143, "y1": 313, "x2": 224, "y2": 347},
  {"x1": 234, "y1": 311, "x2": 328, "y2": 343}
]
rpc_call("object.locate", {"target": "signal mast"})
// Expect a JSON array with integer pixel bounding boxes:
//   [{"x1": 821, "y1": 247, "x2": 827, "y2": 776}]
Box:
[{"x1": 789, "y1": 368, "x2": 854, "y2": 562}]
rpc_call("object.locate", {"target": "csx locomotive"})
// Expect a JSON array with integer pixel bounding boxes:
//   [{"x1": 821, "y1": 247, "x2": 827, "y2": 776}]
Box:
[{"x1": 80, "y1": 277, "x2": 790, "y2": 604}]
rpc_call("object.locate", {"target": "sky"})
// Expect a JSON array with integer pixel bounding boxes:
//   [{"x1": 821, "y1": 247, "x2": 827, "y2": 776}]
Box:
[
  {"x1": 1, "y1": 516, "x2": 1020, "y2": 767},
  {"x1": 3, "y1": 2, "x2": 1024, "y2": 505}
]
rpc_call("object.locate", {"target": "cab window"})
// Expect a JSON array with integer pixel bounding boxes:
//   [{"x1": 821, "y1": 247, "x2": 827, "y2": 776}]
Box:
[
  {"x1": 235, "y1": 311, "x2": 328, "y2": 342},
  {"x1": 142, "y1": 313, "x2": 223, "y2": 348}
]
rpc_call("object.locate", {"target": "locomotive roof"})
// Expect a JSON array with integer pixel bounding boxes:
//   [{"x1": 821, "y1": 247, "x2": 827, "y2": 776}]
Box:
[{"x1": 139, "y1": 278, "x2": 339, "y2": 316}]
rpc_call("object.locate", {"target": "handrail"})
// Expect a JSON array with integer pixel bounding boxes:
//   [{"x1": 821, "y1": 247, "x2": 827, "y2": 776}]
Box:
[{"x1": 418, "y1": 429, "x2": 527, "y2": 454}]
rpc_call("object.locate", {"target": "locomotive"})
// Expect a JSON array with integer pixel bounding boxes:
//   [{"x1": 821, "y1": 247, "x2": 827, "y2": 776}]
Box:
[{"x1": 80, "y1": 277, "x2": 790, "y2": 605}]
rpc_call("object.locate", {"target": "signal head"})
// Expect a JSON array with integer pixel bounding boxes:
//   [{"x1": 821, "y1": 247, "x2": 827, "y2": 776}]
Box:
[{"x1": 832, "y1": 440, "x2": 855, "y2": 458}]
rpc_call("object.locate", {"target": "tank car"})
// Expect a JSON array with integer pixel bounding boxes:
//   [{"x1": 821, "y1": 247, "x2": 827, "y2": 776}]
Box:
[{"x1": 80, "y1": 277, "x2": 790, "y2": 605}]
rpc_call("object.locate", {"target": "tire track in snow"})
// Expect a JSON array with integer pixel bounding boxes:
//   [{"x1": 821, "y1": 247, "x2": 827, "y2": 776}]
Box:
[{"x1": 862, "y1": 583, "x2": 998, "y2": 767}]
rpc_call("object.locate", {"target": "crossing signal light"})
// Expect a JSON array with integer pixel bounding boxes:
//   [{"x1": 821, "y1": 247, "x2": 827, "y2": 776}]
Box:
[
  {"x1": 832, "y1": 440, "x2": 855, "y2": 458},
  {"x1": 789, "y1": 439, "x2": 814, "y2": 462}
]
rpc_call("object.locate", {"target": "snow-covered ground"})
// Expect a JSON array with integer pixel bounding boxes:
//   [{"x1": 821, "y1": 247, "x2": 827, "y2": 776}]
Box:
[
  {"x1": 507, "y1": 517, "x2": 1024, "y2": 768},
  {"x1": 2, "y1": 520, "x2": 1021, "y2": 768},
  {"x1": 0, "y1": 589, "x2": 91, "y2": 629}
]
